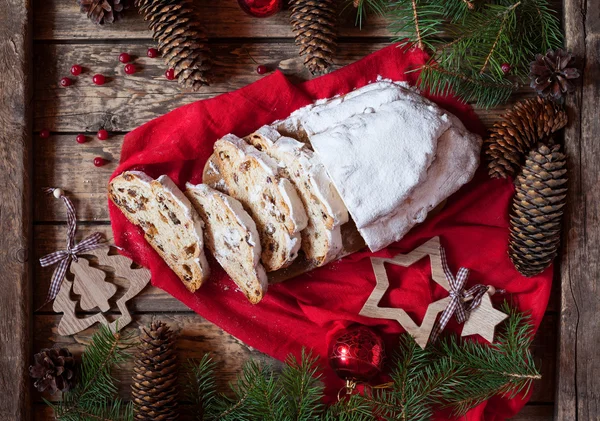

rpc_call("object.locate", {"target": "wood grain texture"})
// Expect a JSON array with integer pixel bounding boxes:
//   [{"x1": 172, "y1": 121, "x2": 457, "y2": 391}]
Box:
[
  {"x1": 32, "y1": 42, "x2": 538, "y2": 133},
  {"x1": 33, "y1": 0, "x2": 392, "y2": 40},
  {"x1": 54, "y1": 247, "x2": 151, "y2": 335},
  {"x1": 30, "y1": 312, "x2": 556, "y2": 405},
  {"x1": 557, "y1": 0, "x2": 600, "y2": 418},
  {"x1": 0, "y1": 0, "x2": 32, "y2": 419}
]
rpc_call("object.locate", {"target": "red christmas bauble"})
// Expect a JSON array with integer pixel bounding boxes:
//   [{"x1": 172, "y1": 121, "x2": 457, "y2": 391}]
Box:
[
  {"x1": 76, "y1": 134, "x2": 86, "y2": 144},
  {"x1": 328, "y1": 325, "x2": 385, "y2": 382},
  {"x1": 165, "y1": 68, "x2": 176, "y2": 80},
  {"x1": 237, "y1": 0, "x2": 282, "y2": 18},
  {"x1": 93, "y1": 157, "x2": 108, "y2": 167},
  {"x1": 97, "y1": 129, "x2": 109, "y2": 140}
]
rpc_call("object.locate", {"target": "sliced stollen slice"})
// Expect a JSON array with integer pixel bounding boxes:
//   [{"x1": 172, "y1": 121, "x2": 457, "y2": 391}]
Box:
[
  {"x1": 108, "y1": 171, "x2": 210, "y2": 292},
  {"x1": 246, "y1": 125, "x2": 348, "y2": 266},
  {"x1": 203, "y1": 134, "x2": 308, "y2": 272},
  {"x1": 185, "y1": 183, "x2": 268, "y2": 304}
]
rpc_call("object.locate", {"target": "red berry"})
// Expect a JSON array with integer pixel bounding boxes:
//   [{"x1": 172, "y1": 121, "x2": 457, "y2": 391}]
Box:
[
  {"x1": 60, "y1": 77, "x2": 73, "y2": 87},
  {"x1": 40, "y1": 129, "x2": 50, "y2": 139},
  {"x1": 93, "y1": 74, "x2": 106, "y2": 85},
  {"x1": 94, "y1": 157, "x2": 109, "y2": 167},
  {"x1": 124, "y1": 64, "x2": 136, "y2": 75},
  {"x1": 70, "y1": 64, "x2": 82, "y2": 76},
  {"x1": 256, "y1": 65, "x2": 268, "y2": 75},
  {"x1": 501, "y1": 63, "x2": 512, "y2": 74},
  {"x1": 165, "y1": 68, "x2": 175, "y2": 80},
  {"x1": 76, "y1": 134, "x2": 86, "y2": 144},
  {"x1": 147, "y1": 48, "x2": 159, "y2": 58},
  {"x1": 119, "y1": 52, "x2": 131, "y2": 63},
  {"x1": 97, "y1": 129, "x2": 109, "y2": 140}
]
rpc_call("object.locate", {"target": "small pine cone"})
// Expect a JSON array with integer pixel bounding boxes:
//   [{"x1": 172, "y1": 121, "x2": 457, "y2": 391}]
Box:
[
  {"x1": 484, "y1": 97, "x2": 567, "y2": 178},
  {"x1": 135, "y1": 0, "x2": 211, "y2": 91},
  {"x1": 509, "y1": 142, "x2": 567, "y2": 277},
  {"x1": 29, "y1": 348, "x2": 76, "y2": 394},
  {"x1": 530, "y1": 49, "x2": 580, "y2": 101},
  {"x1": 290, "y1": 0, "x2": 337, "y2": 75},
  {"x1": 132, "y1": 321, "x2": 179, "y2": 420},
  {"x1": 78, "y1": 0, "x2": 131, "y2": 24}
]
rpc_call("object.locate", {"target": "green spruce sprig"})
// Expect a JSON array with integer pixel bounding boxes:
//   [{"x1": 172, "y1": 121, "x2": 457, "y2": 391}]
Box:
[
  {"x1": 388, "y1": 0, "x2": 563, "y2": 107},
  {"x1": 46, "y1": 325, "x2": 135, "y2": 421},
  {"x1": 186, "y1": 306, "x2": 540, "y2": 420},
  {"x1": 344, "y1": 0, "x2": 389, "y2": 29}
]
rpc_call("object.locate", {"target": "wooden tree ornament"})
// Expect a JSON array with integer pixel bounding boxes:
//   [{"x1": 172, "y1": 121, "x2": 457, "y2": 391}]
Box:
[
  {"x1": 53, "y1": 247, "x2": 151, "y2": 336},
  {"x1": 359, "y1": 237, "x2": 507, "y2": 349}
]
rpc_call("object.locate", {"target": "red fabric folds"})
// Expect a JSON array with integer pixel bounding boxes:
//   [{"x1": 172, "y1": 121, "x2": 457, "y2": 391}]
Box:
[{"x1": 110, "y1": 44, "x2": 552, "y2": 420}]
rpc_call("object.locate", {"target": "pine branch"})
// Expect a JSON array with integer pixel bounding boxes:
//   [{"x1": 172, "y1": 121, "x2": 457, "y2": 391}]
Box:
[
  {"x1": 185, "y1": 355, "x2": 218, "y2": 421},
  {"x1": 48, "y1": 325, "x2": 135, "y2": 421},
  {"x1": 344, "y1": 0, "x2": 388, "y2": 29}
]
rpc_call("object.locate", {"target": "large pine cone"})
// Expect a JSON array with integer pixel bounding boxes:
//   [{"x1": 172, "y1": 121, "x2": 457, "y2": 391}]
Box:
[
  {"x1": 290, "y1": 0, "x2": 337, "y2": 75},
  {"x1": 530, "y1": 49, "x2": 580, "y2": 101},
  {"x1": 484, "y1": 97, "x2": 567, "y2": 178},
  {"x1": 78, "y1": 0, "x2": 131, "y2": 24},
  {"x1": 132, "y1": 321, "x2": 179, "y2": 420},
  {"x1": 509, "y1": 142, "x2": 567, "y2": 277},
  {"x1": 29, "y1": 348, "x2": 76, "y2": 394},
  {"x1": 136, "y1": 0, "x2": 211, "y2": 91}
]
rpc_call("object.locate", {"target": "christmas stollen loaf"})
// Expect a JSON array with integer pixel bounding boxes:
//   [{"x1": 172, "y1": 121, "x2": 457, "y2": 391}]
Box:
[
  {"x1": 278, "y1": 80, "x2": 482, "y2": 251},
  {"x1": 203, "y1": 134, "x2": 309, "y2": 272},
  {"x1": 245, "y1": 126, "x2": 348, "y2": 266},
  {"x1": 185, "y1": 183, "x2": 268, "y2": 304},
  {"x1": 108, "y1": 172, "x2": 210, "y2": 292}
]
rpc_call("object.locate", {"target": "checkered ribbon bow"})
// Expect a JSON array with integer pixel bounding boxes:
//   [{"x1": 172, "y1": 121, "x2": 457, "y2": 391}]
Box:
[
  {"x1": 39, "y1": 188, "x2": 104, "y2": 305},
  {"x1": 429, "y1": 246, "x2": 494, "y2": 343}
]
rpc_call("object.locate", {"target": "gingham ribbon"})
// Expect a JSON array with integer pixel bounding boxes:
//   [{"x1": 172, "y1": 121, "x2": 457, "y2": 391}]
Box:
[
  {"x1": 39, "y1": 188, "x2": 104, "y2": 305},
  {"x1": 429, "y1": 245, "x2": 498, "y2": 343}
]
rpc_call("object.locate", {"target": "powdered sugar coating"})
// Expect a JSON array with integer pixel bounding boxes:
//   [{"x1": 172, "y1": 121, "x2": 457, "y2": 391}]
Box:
[{"x1": 359, "y1": 112, "x2": 481, "y2": 250}]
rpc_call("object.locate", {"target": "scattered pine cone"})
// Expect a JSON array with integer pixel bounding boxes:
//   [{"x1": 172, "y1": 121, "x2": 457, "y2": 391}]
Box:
[
  {"x1": 135, "y1": 0, "x2": 211, "y2": 91},
  {"x1": 484, "y1": 97, "x2": 568, "y2": 178},
  {"x1": 78, "y1": 0, "x2": 131, "y2": 25},
  {"x1": 290, "y1": 0, "x2": 338, "y2": 75},
  {"x1": 132, "y1": 321, "x2": 179, "y2": 420},
  {"x1": 509, "y1": 142, "x2": 567, "y2": 277},
  {"x1": 29, "y1": 348, "x2": 76, "y2": 394},
  {"x1": 530, "y1": 49, "x2": 580, "y2": 101}
]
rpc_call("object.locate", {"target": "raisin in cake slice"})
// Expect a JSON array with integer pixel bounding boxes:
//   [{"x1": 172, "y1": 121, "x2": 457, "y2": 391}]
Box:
[
  {"x1": 185, "y1": 183, "x2": 268, "y2": 304},
  {"x1": 202, "y1": 134, "x2": 308, "y2": 272},
  {"x1": 246, "y1": 126, "x2": 349, "y2": 266},
  {"x1": 108, "y1": 171, "x2": 210, "y2": 292}
]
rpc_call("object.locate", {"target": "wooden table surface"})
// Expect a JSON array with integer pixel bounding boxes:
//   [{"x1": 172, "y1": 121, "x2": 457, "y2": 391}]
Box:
[{"x1": 0, "y1": 0, "x2": 597, "y2": 420}]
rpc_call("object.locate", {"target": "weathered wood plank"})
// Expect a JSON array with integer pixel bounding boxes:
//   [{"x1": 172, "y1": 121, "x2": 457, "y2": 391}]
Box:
[
  {"x1": 31, "y1": 312, "x2": 556, "y2": 404},
  {"x1": 31, "y1": 403, "x2": 557, "y2": 421},
  {"x1": 0, "y1": 0, "x2": 32, "y2": 420},
  {"x1": 33, "y1": 42, "x2": 537, "y2": 133},
  {"x1": 33, "y1": 225, "x2": 192, "y2": 312},
  {"x1": 32, "y1": 313, "x2": 284, "y2": 404},
  {"x1": 32, "y1": 224, "x2": 560, "y2": 314},
  {"x1": 33, "y1": 0, "x2": 392, "y2": 40},
  {"x1": 557, "y1": 0, "x2": 600, "y2": 418}
]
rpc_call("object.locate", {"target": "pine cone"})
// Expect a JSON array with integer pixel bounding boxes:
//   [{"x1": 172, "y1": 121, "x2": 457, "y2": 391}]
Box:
[
  {"x1": 484, "y1": 97, "x2": 567, "y2": 178},
  {"x1": 132, "y1": 321, "x2": 179, "y2": 420},
  {"x1": 29, "y1": 348, "x2": 76, "y2": 394},
  {"x1": 290, "y1": 0, "x2": 337, "y2": 75},
  {"x1": 530, "y1": 49, "x2": 580, "y2": 101},
  {"x1": 78, "y1": 0, "x2": 131, "y2": 24},
  {"x1": 509, "y1": 142, "x2": 567, "y2": 277},
  {"x1": 135, "y1": 0, "x2": 211, "y2": 91}
]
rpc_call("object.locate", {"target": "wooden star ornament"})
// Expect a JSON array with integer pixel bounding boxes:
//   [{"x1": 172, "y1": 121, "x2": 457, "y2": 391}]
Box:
[
  {"x1": 359, "y1": 237, "x2": 450, "y2": 349},
  {"x1": 461, "y1": 292, "x2": 508, "y2": 342}
]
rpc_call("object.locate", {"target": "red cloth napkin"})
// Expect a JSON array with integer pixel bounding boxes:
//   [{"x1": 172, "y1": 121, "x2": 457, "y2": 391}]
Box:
[{"x1": 110, "y1": 44, "x2": 552, "y2": 420}]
